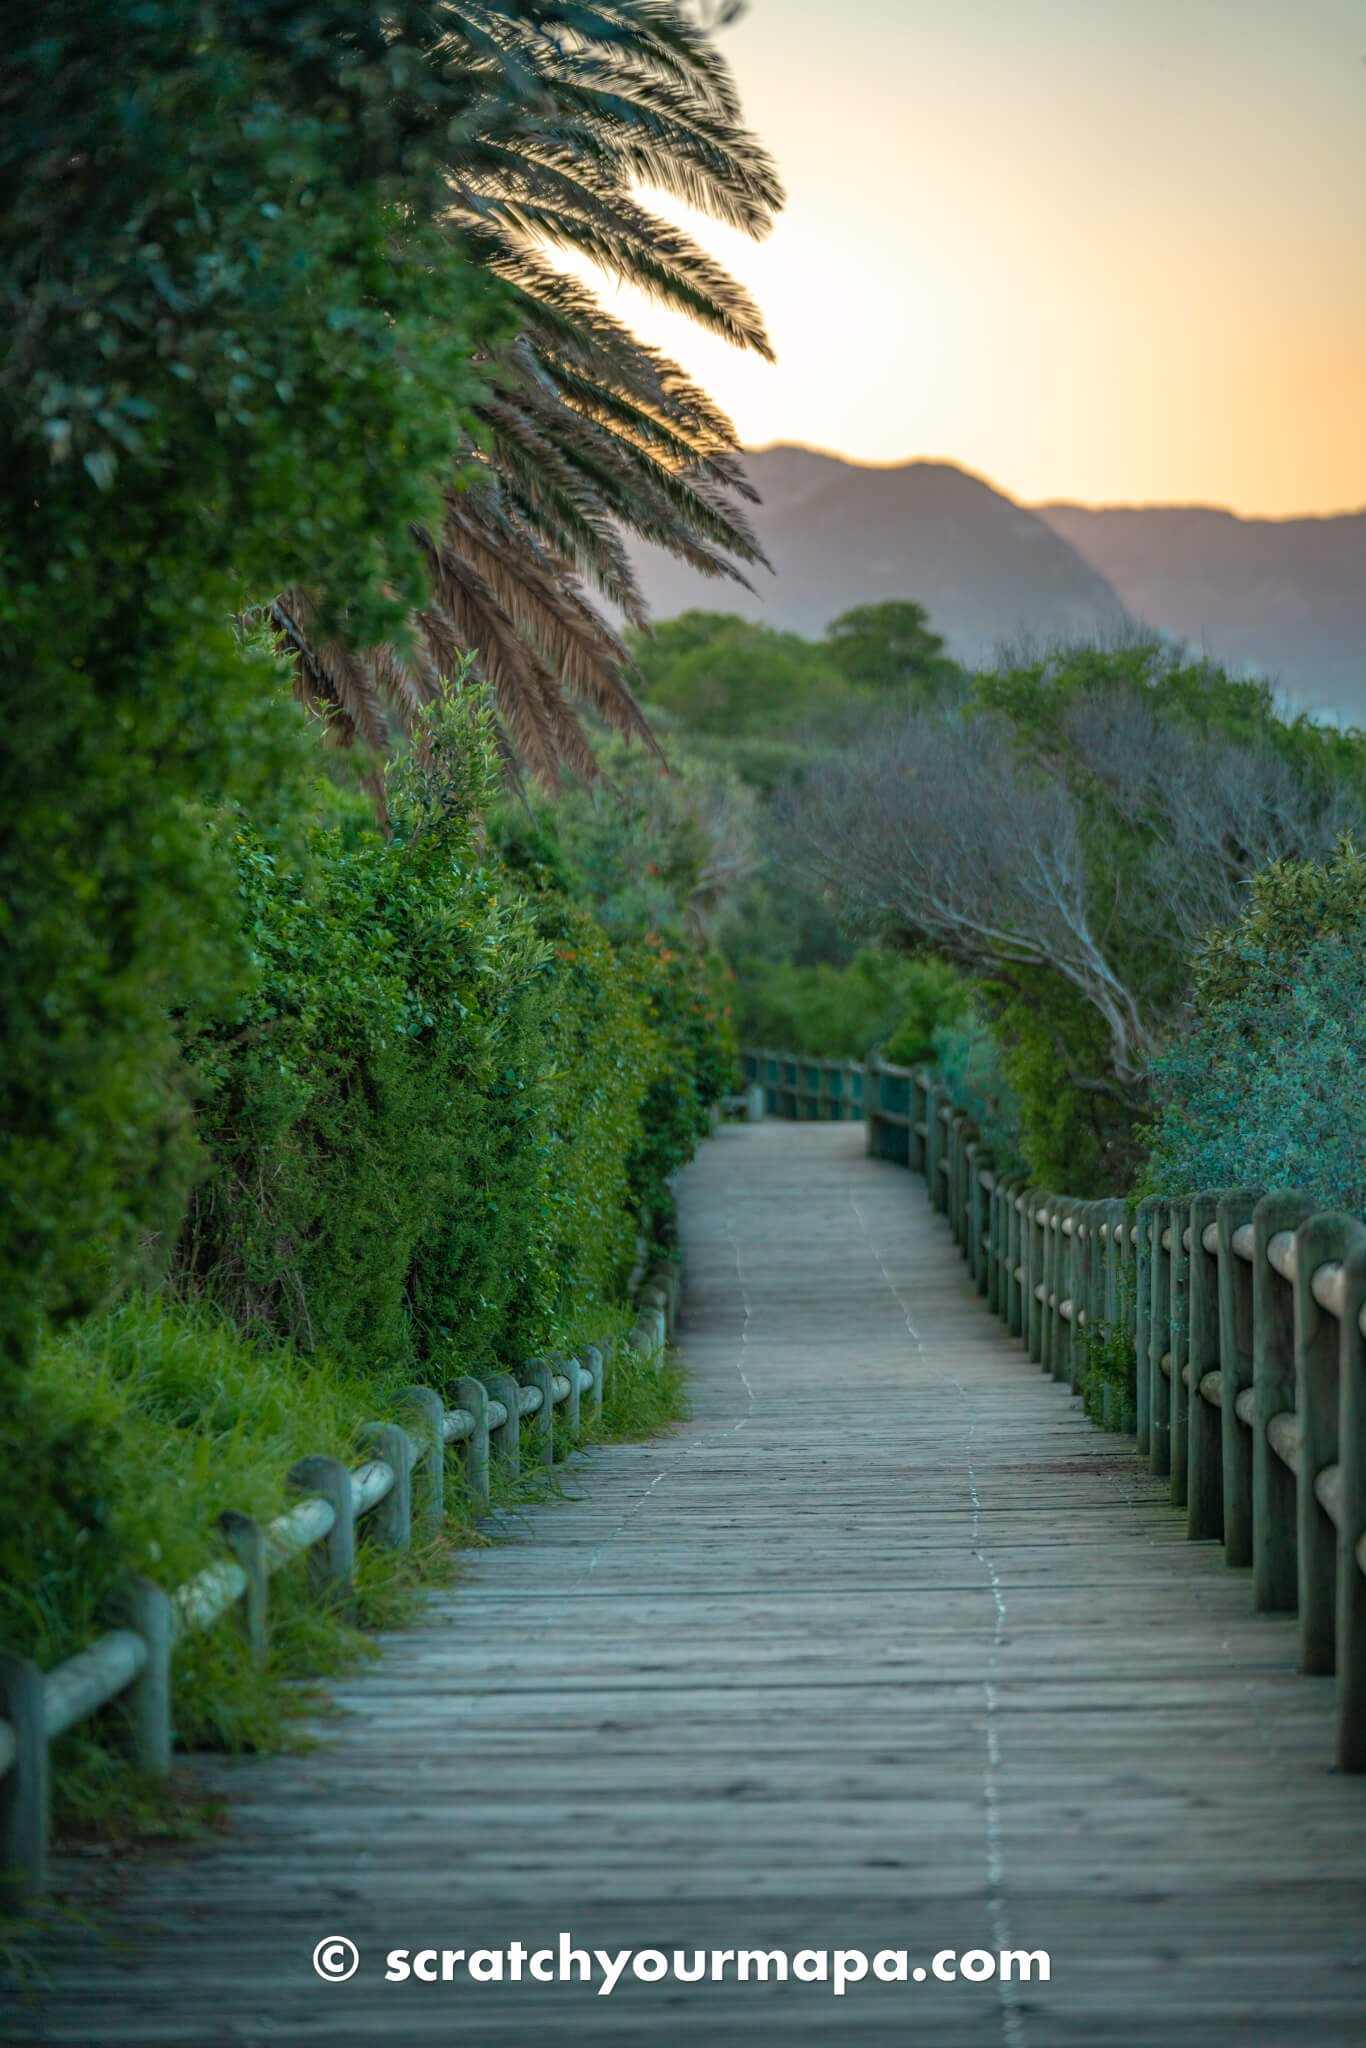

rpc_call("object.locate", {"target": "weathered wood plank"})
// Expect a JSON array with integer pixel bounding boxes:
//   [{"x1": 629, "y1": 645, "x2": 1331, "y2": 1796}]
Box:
[{"x1": 9, "y1": 1123, "x2": 1366, "y2": 2047}]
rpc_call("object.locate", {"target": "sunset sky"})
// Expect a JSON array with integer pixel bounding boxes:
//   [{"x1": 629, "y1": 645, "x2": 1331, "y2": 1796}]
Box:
[{"x1": 573, "y1": 0, "x2": 1366, "y2": 517}]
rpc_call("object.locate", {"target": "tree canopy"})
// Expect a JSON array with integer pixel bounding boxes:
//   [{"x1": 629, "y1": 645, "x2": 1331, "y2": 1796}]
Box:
[
  {"x1": 824, "y1": 602, "x2": 963, "y2": 704},
  {"x1": 784, "y1": 643, "x2": 1366, "y2": 1187}
]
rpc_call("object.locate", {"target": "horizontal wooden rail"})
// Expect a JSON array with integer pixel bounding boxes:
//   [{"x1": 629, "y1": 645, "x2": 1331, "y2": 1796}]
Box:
[
  {"x1": 0, "y1": 1259, "x2": 682, "y2": 1902},
  {"x1": 745, "y1": 1044, "x2": 1366, "y2": 1778},
  {"x1": 740, "y1": 1049, "x2": 866, "y2": 1124}
]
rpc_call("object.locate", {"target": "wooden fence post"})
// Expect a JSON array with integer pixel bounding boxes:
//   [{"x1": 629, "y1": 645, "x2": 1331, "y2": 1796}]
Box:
[
  {"x1": 952, "y1": 1116, "x2": 971, "y2": 1249},
  {"x1": 1025, "y1": 1193, "x2": 1045, "y2": 1364},
  {"x1": 287, "y1": 1456, "x2": 355, "y2": 1597},
  {"x1": 580, "y1": 1345, "x2": 604, "y2": 1426},
  {"x1": 1186, "y1": 1193, "x2": 1223, "y2": 1540},
  {"x1": 455, "y1": 1376, "x2": 490, "y2": 1513},
  {"x1": 521, "y1": 1359, "x2": 557, "y2": 1470},
  {"x1": 1168, "y1": 1202, "x2": 1191, "y2": 1507},
  {"x1": 965, "y1": 1144, "x2": 987, "y2": 1292},
  {"x1": 1217, "y1": 1188, "x2": 1262, "y2": 1567},
  {"x1": 1043, "y1": 1201, "x2": 1064, "y2": 1382},
  {"x1": 1251, "y1": 1192, "x2": 1316, "y2": 1613},
  {"x1": 399, "y1": 1387, "x2": 447, "y2": 1544},
  {"x1": 123, "y1": 1576, "x2": 173, "y2": 1776},
  {"x1": 863, "y1": 1052, "x2": 881, "y2": 1157},
  {"x1": 558, "y1": 1351, "x2": 582, "y2": 1438},
  {"x1": 1006, "y1": 1182, "x2": 1026, "y2": 1341},
  {"x1": 1335, "y1": 1242, "x2": 1366, "y2": 1770},
  {"x1": 1134, "y1": 1198, "x2": 1155, "y2": 1457},
  {"x1": 358, "y1": 1423, "x2": 413, "y2": 1552},
  {"x1": 1140, "y1": 1198, "x2": 1170, "y2": 1474},
  {"x1": 0, "y1": 1653, "x2": 49, "y2": 1900},
  {"x1": 1292, "y1": 1213, "x2": 1361, "y2": 1674},
  {"x1": 218, "y1": 1511, "x2": 269, "y2": 1662},
  {"x1": 487, "y1": 1373, "x2": 522, "y2": 1483},
  {"x1": 908, "y1": 1069, "x2": 928, "y2": 1172},
  {"x1": 1066, "y1": 1203, "x2": 1087, "y2": 1392},
  {"x1": 1081, "y1": 1203, "x2": 1102, "y2": 1408},
  {"x1": 926, "y1": 1088, "x2": 947, "y2": 1212},
  {"x1": 1102, "y1": 1198, "x2": 1134, "y2": 1432},
  {"x1": 989, "y1": 1177, "x2": 1005, "y2": 1322}
]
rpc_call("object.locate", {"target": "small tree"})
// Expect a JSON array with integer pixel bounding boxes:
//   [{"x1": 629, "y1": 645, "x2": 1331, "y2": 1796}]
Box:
[
  {"x1": 783, "y1": 645, "x2": 1366, "y2": 1187},
  {"x1": 824, "y1": 601, "x2": 963, "y2": 706}
]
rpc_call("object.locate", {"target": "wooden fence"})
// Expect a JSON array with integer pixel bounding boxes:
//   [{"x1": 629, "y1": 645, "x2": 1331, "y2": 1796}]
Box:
[
  {"x1": 0, "y1": 1269, "x2": 679, "y2": 1901},
  {"x1": 741, "y1": 1049, "x2": 866, "y2": 1121},
  {"x1": 752, "y1": 1045, "x2": 1366, "y2": 1775}
]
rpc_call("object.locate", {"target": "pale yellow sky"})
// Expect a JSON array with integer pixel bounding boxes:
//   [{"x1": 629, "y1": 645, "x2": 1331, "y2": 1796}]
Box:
[{"x1": 571, "y1": 0, "x2": 1366, "y2": 516}]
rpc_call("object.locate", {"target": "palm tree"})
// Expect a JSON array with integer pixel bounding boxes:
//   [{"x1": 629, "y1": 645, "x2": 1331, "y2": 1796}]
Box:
[{"x1": 283, "y1": 0, "x2": 782, "y2": 787}]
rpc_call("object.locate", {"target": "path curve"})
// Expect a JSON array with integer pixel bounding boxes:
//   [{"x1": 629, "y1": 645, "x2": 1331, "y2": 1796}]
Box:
[{"x1": 11, "y1": 1122, "x2": 1366, "y2": 2045}]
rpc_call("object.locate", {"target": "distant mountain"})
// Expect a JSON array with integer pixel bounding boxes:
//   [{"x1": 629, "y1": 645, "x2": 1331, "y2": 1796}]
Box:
[
  {"x1": 1036, "y1": 502, "x2": 1366, "y2": 720},
  {"x1": 625, "y1": 448, "x2": 1132, "y2": 661},
  {"x1": 623, "y1": 446, "x2": 1365, "y2": 720}
]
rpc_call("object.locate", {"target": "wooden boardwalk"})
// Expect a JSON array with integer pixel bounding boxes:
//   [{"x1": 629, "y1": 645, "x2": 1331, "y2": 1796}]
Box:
[{"x1": 11, "y1": 1122, "x2": 1366, "y2": 2045}]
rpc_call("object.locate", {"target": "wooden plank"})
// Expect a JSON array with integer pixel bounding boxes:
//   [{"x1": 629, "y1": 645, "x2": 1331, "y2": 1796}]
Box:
[{"x1": 10, "y1": 1122, "x2": 1366, "y2": 2048}]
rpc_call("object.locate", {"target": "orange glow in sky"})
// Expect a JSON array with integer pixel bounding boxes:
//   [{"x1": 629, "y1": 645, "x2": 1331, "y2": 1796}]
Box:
[{"x1": 566, "y1": 0, "x2": 1366, "y2": 516}]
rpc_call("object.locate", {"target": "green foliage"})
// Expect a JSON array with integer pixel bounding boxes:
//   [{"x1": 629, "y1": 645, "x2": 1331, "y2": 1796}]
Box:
[
  {"x1": 742, "y1": 949, "x2": 967, "y2": 1062},
  {"x1": 980, "y1": 973, "x2": 1132, "y2": 1193},
  {"x1": 628, "y1": 935, "x2": 733, "y2": 1243},
  {"x1": 180, "y1": 695, "x2": 691, "y2": 1375},
  {"x1": 533, "y1": 904, "x2": 666, "y2": 1315},
  {"x1": 492, "y1": 733, "x2": 739, "y2": 1247},
  {"x1": 1144, "y1": 845, "x2": 1366, "y2": 1211},
  {"x1": 918, "y1": 1008, "x2": 1025, "y2": 1174},
  {"x1": 0, "y1": 2, "x2": 508, "y2": 1387},
  {"x1": 824, "y1": 601, "x2": 963, "y2": 704},
  {"x1": 0, "y1": 1296, "x2": 409, "y2": 1830},
  {"x1": 1080, "y1": 1294, "x2": 1138, "y2": 1431},
  {"x1": 955, "y1": 644, "x2": 1366, "y2": 1189},
  {"x1": 595, "y1": 1340, "x2": 689, "y2": 1442},
  {"x1": 1193, "y1": 837, "x2": 1366, "y2": 1011},
  {"x1": 493, "y1": 730, "x2": 755, "y2": 945},
  {"x1": 629, "y1": 611, "x2": 855, "y2": 741}
]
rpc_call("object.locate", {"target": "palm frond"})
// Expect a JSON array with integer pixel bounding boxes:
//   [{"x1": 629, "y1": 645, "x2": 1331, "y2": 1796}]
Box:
[{"x1": 289, "y1": 3, "x2": 780, "y2": 792}]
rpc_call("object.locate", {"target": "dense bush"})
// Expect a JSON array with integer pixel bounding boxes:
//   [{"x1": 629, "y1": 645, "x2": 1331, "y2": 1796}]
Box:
[
  {"x1": 629, "y1": 611, "x2": 854, "y2": 741},
  {"x1": 1144, "y1": 842, "x2": 1366, "y2": 1210},
  {"x1": 0, "y1": 2, "x2": 508, "y2": 1390},
  {"x1": 179, "y1": 702, "x2": 712, "y2": 1379},
  {"x1": 492, "y1": 738, "x2": 737, "y2": 1248},
  {"x1": 917, "y1": 1010, "x2": 1025, "y2": 1175},
  {"x1": 740, "y1": 949, "x2": 967, "y2": 1063}
]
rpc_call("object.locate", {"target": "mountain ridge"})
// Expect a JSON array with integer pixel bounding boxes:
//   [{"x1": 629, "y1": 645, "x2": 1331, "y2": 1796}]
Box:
[{"x1": 622, "y1": 446, "x2": 1365, "y2": 719}]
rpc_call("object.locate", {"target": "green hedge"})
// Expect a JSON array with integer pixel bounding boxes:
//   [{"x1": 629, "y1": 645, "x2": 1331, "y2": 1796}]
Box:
[{"x1": 177, "y1": 704, "x2": 721, "y2": 1383}]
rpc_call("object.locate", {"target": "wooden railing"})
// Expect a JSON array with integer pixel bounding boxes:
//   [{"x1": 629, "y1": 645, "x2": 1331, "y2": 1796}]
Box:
[
  {"x1": 749, "y1": 1045, "x2": 1366, "y2": 1774},
  {"x1": 0, "y1": 1269, "x2": 679, "y2": 1900},
  {"x1": 740, "y1": 1049, "x2": 866, "y2": 1122}
]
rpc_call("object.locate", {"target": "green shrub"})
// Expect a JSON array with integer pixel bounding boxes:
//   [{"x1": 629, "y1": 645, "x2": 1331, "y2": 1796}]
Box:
[
  {"x1": 1, "y1": 1297, "x2": 415, "y2": 1831},
  {"x1": 0, "y1": 2, "x2": 507, "y2": 1389},
  {"x1": 923, "y1": 1009, "x2": 1025, "y2": 1174},
  {"x1": 531, "y1": 902, "x2": 664, "y2": 1321},
  {"x1": 1144, "y1": 845, "x2": 1366, "y2": 1209},
  {"x1": 628, "y1": 935, "x2": 732, "y2": 1246},
  {"x1": 739, "y1": 949, "x2": 967, "y2": 1063},
  {"x1": 175, "y1": 699, "x2": 731, "y2": 1372}
]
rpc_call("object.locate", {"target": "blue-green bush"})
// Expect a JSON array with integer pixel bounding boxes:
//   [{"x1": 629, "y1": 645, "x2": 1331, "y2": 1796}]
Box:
[{"x1": 1144, "y1": 843, "x2": 1366, "y2": 1209}]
